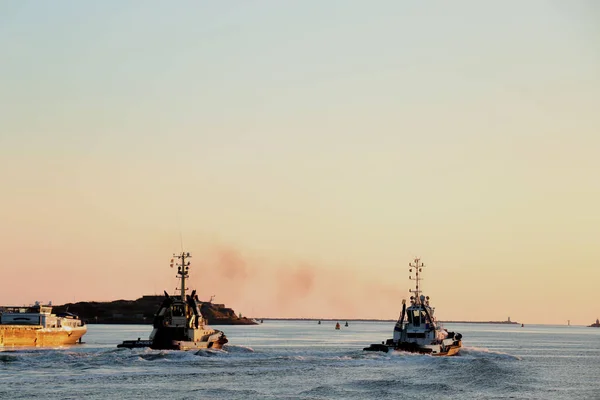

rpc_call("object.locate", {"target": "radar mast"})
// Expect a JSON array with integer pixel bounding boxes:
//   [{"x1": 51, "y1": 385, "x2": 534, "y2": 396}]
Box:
[
  {"x1": 173, "y1": 252, "x2": 191, "y2": 301},
  {"x1": 409, "y1": 258, "x2": 426, "y2": 304}
]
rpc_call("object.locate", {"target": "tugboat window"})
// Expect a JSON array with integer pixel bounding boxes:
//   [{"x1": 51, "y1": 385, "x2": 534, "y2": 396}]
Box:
[
  {"x1": 413, "y1": 310, "x2": 420, "y2": 327},
  {"x1": 172, "y1": 306, "x2": 183, "y2": 317}
]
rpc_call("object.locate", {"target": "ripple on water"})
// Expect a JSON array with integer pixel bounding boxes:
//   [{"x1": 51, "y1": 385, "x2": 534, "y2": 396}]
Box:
[
  {"x1": 1, "y1": 323, "x2": 599, "y2": 400},
  {"x1": 460, "y1": 346, "x2": 523, "y2": 360}
]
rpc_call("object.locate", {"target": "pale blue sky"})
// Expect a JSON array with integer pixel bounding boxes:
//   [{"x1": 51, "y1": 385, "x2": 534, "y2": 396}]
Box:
[{"x1": 1, "y1": 1, "x2": 599, "y2": 322}]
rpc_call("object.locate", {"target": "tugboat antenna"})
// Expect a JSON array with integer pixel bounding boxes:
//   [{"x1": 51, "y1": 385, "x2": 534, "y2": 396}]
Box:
[
  {"x1": 408, "y1": 258, "x2": 425, "y2": 304},
  {"x1": 174, "y1": 252, "x2": 191, "y2": 301}
]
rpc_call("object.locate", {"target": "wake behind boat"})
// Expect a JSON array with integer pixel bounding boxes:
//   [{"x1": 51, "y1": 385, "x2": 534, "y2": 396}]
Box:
[
  {"x1": 363, "y1": 258, "x2": 462, "y2": 356},
  {"x1": 0, "y1": 303, "x2": 87, "y2": 347},
  {"x1": 118, "y1": 251, "x2": 228, "y2": 350}
]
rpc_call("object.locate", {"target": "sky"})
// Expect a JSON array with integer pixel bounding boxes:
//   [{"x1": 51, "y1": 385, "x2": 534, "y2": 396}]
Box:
[{"x1": 1, "y1": 1, "x2": 599, "y2": 325}]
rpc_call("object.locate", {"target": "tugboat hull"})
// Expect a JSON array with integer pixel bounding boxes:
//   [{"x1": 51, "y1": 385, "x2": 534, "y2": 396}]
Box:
[
  {"x1": 118, "y1": 336, "x2": 228, "y2": 350},
  {"x1": 170, "y1": 335, "x2": 228, "y2": 351},
  {"x1": 394, "y1": 340, "x2": 462, "y2": 356},
  {"x1": 148, "y1": 325, "x2": 228, "y2": 351},
  {"x1": 0, "y1": 325, "x2": 87, "y2": 347},
  {"x1": 363, "y1": 340, "x2": 462, "y2": 357},
  {"x1": 117, "y1": 339, "x2": 153, "y2": 349},
  {"x1": 440, "y1": 345, "x2": 461, "y2": 357}
]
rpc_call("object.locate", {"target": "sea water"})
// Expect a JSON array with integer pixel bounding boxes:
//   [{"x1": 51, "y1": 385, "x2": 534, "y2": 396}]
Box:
[{"x1": 1, "y1": 321, "x2": 599, "y2": 399}]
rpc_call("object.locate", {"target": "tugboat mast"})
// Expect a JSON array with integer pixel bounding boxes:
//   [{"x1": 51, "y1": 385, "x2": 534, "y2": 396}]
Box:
[
  {"x1": 174, "y1": 252, "x2": 191, "y2": 301},
  {"x1": 409, "y1": 258, "x2": 425, "y2": 304}
]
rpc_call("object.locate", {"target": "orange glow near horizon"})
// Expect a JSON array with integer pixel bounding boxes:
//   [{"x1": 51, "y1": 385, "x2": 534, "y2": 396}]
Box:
[{"x1": 1, "y1": 2, "x2": 599, "y2": 325}]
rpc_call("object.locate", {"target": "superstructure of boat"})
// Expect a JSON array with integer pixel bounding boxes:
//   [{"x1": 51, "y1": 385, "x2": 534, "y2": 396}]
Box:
[
  {"x1": 0, "y1": 303, "x2": 87, "y2": 347},
  {"x1": 364, "y1": 258, "x2": 462, "y2": 356},
  {"x1": 118, "y1": 251, "x2": 228, "y2": 350}
]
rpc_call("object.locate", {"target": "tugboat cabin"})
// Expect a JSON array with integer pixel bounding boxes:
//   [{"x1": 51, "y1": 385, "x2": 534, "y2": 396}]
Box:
[{"x1": 394, "y1": 295, "x2": 442, "y2": 345}]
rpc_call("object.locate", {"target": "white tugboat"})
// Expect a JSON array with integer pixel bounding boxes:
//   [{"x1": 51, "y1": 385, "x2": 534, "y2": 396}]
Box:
[
  {"x1": 118, "y1": 251, "x2": 228, "y2": 350},
  {"x1": 364, "y1": 258, "x2": 462, "y2": 356}
]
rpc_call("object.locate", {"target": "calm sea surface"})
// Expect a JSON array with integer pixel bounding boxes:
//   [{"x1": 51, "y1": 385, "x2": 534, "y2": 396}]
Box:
[{"x1": 1, "y1": 321, "x2": 599, "y2": 399}]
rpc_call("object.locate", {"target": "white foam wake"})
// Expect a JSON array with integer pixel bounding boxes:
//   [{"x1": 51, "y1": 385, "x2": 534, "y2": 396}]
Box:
[{"x1": 461, "y1": 346, "x2": 522, "y2": 360}]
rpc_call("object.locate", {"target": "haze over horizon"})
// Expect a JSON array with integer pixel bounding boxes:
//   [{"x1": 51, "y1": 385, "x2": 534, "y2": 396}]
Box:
[{"x1": 1, "y1": 1, "x2": 599, "y2": 325}]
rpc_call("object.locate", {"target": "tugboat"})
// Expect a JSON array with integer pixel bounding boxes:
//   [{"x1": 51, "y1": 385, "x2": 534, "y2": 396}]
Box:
[
  {"x1": 118, "y1": 251, "x2": 228, "y2": 350},
  {"x1": 0, "y1": 302, "x2": 87, "y2": 347},
  {"x1": 363, "y1": 258, "x2": 462, "y2": 356},
  {"x1": 589, "y1": 318, "x2": 600, "y2": 328},
  {"x1": 335, "y1": 322, "x2": 341, "y2": 330}
]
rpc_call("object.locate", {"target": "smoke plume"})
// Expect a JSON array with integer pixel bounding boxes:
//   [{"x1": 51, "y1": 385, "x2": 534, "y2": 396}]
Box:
[{"x1": 189, "y1": 244, "x2": 403, "y2": 319}]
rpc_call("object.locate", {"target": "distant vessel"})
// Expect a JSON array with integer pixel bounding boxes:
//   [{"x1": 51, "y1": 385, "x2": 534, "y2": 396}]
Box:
[
  {"x1": 345, "y1": 321, "x2": 349, "y2": 327},
  {"x1": 335, "y1": 322, "x2": 340, "y2": 330},
  {"x1": 364, "y1": 258, "x2": 462, "y2": 356},
  {"x1": 589, "y1": 318, "x2": 600, "y2": 328},
  {"x1": 0, "y1": 303, "x2": 86, "y2": 347},
  {"x1": 318, "y1": 320, "x2": 321, "y2": 325},
  {"x1": 118, "y1": 252, "x2": 228, "y2": 350}
]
